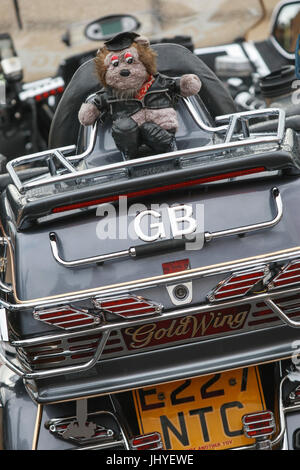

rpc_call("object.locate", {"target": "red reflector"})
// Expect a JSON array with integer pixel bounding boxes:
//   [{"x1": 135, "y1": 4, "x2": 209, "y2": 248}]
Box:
[
  {"x1": 52, "y1": 167, "x2": 266, "y2": 213},
  {"x1": 162, "y1": 259, "x2": 190, "y2": 274},
  {"x1": 35, "y1": 94, "x2": 42, "y2": 102},
  {"x1": 244, "y1": 412, "x2": 273, "y2": 424},
  {"x1": 131, "y1": 432, "x2": 163, "y2": 450},
  {"x1": 243, "y1": 411, "x2": 275, "y2": 439},
  {"x1": 95, "y1": 296, "x2": 162, "y2": 319},
  {"x1": 208, "y1": 268, "x2": 267, "y2": 302}
]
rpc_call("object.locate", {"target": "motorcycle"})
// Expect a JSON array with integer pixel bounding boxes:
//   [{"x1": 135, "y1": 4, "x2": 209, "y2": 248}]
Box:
[
  {"x1": 195, "y1": 0, "x2": 300, "y2": 117},
  {"x1": 2, "y1": 2, "x2": 300, "y2": 452},
  {"x1": 0, "y1": 32, "x2": 65, "y2": 162}
]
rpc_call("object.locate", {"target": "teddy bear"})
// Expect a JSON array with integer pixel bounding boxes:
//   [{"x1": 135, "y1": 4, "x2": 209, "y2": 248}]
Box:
[{"x1": 78, "y1": 32, "x2": 201, "y2": 159}]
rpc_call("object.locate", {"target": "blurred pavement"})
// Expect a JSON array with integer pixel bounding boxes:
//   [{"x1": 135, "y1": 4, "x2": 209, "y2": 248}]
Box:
[{"x1": 0, "y1": 0, "x2": 282, "y2": 81}]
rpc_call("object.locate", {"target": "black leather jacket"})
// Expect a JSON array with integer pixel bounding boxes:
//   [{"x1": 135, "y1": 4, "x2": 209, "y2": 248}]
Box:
[{"x1": 89, "y1": 73, "x2": 181, "y2": 122}]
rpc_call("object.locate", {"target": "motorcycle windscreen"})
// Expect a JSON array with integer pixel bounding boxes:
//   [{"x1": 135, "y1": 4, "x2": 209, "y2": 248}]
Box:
[{"x1": 133, "y1": 366, "x2": 265, "y2": 450}]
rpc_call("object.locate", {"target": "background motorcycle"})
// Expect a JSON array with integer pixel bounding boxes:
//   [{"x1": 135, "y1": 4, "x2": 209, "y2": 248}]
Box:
[
  {"x1": 195, "y1": 0, "x2": 300, "y2": 116},
  {"x1": 0, "y1": 32, "x2": 65, "y2": 162}
]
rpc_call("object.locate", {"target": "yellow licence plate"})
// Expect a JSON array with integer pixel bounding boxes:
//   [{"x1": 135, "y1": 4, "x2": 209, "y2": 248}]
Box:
[{"x1": 133, "y1": 366, "x2": 265, "y2": 450}]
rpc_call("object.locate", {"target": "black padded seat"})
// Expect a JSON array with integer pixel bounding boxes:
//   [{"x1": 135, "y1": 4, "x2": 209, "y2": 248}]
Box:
[{"x1": 48, "y1": 43, "x2": 237, "y2": 149}]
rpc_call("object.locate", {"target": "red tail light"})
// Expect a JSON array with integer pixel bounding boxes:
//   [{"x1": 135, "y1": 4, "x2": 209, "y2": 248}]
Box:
[
  {"x1": 94, "y1": 296, "x2": 163, "y2": 319},
  {"x1": 34, "y1": 86, "x2": 64, "y2": 102},
  {"x1": 33, "y1": 306, "x2": 101, "y2": 330},
  {"x1": 208, "y1": 268, "x2": 268, "y2": 302},
  {"x1": 131, "y1": 432, "x2": 163, "y2": 450},
  {"x1": 52, "y1": 167, "x2": 266, "y2": 214},
  {"x1": 268, "y1": 260, "x2": 300, "y2": 290},
  {"x1": 242, "y1": 411, "x2": 275, "y2": 439}
]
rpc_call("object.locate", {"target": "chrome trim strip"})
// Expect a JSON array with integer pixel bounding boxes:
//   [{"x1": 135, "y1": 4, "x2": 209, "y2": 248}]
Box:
[
  {"x1": 32, "y1": 404, "x2": 43, "y2": 450},
  {"x1": 2, "y1": 245, "x2": 300, "y2": 311}
]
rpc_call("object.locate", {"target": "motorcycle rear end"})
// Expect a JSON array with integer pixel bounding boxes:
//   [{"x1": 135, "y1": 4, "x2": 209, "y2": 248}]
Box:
[{"x1": 1, "y1": 38, "x2": 300, "y2": 451}]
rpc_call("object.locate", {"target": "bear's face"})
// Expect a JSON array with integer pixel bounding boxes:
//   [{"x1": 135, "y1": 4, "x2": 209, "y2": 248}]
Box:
[
  {"x1": 95, "y1": 42, "x2": 157, "y2": 98},
  {"x1": 104, "y1": 47, "x2": 148, "y2": 95}
]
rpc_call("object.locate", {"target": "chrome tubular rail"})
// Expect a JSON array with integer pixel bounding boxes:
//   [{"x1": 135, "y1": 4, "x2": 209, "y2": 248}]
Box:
[
  {"x1": 2, "y1": 243, "x2": 300, "y2": 313},
  {"x1": 6, "y1": 145, "x2": 77, "y2": 193},
  {"x1": 49, "y1": 187, "x2": 283, "y2": 269},
  {"x1": 6, "y1": 104, "x2": 286, "y2": 196},
  {"x1": 49, "y1": 232, "x2": 134, "y2": 268},
  {"x1": 185, "y1": 100, "x2": 285, "y2": 143},
  {"x1": 204, "y1": 187, "x2": 282, "y2": 242},
  {"x1": 265, "y1": 298, "x2": 300, "y2": 328}
]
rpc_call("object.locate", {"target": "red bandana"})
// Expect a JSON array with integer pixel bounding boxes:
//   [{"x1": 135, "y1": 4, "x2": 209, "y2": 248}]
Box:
[{"x1": 135, "y1": 75, "x2": 155, "y2": 100}]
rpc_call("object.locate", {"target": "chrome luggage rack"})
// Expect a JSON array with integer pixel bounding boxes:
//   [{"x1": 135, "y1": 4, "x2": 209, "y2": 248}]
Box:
[{"x1": 6, "y1": 102, "x2": 286, "y2": 199}]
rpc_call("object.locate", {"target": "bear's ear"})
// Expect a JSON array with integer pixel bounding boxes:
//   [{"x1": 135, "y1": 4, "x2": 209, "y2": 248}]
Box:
[
  {"x1": 134, "y1": 35, "x2": 150, "y2": 47},
  {"x1": 97, "y1": 46, "x2": 107, "y2": 54}
]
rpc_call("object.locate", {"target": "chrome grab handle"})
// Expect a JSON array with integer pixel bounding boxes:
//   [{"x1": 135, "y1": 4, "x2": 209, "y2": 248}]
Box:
[
  {"x1": 204, "y1": 187, "x2": 283, "y2": 242},
  {"x1": 49, "y1": 188, "x2": 282, "y2": 268},
  {"x1": 49, "y1": 233, "x2": 189, "y2": 268},
  {"x1": 265, "y1": 298, "x2": 300, "y2": 328}
]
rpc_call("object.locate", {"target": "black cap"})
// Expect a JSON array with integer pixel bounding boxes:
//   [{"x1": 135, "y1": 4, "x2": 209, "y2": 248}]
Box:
[{"x1": 104, "y1": 32, "x2": 140, "y2": 51}]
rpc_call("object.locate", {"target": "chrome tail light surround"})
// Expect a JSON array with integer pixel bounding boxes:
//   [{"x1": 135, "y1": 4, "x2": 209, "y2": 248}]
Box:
[
  {"x1": 93, "y1": 295, "x2": 163, "y2": 319},
  {"x1": 268, "y1": 260, "x2": 300, "y2": 290},
  {"x1": 131, "y1": 432, "x2": 163, "y2": 450},
  {"x1": 33, "y1": 305, "x2": 101, "y2": 330},
  {"x1": 208, "y1": 267, "x2": 271, "y2": 302},
  {"x1": 242, "y1": 411, "x2": 276, "y2": 440}
]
